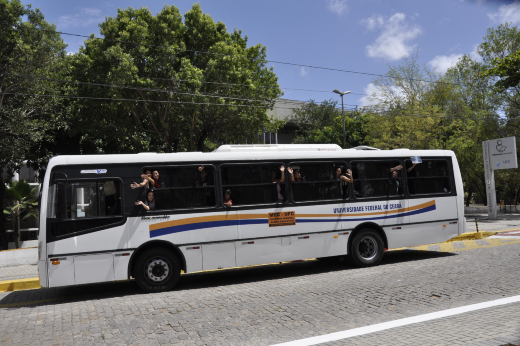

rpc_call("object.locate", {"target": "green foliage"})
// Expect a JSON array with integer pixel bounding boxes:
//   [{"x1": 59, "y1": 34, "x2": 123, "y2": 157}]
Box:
[
  {"x1": 289, "y1": 99, "x2": 367, "y2": 148},
  {"x1": 68, "y1": 4, "x2": 282, "y2": 153},
  {"x1": 4, "y1": 180, "x2": 39, "y2": 248},
  {"x1": 263, "y1": 115, "x2": 286, "y2": 135},
  {"x1": 485, "y1": 50, "x2": 520, "y2": 91},
  {"x1": 0, "y1": 0, "x2": 66, "y2": 249},
  {"x1": 289, "y1": 99, "x2": 339, "y2": 135},
  {"x1": 293, "y1": 111, "x2": 367, "y2": 148}
]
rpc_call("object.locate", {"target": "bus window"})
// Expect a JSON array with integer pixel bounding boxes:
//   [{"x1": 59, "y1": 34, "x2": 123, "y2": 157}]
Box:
[
  {"x1": 147, "y1": 165, "x2": 216, "y2": 209},
  {"x1": 290, "y1": 162, "x2": 349, "y2": 202},
  {"x1": 46, "y1": 180, "x2": 123, "y2": 239},
  {"x1": 48, "y1": 180, "x2": 122, "y2": 219},
  {"x1": 351, "y1": 161, "x2": 404, "y2": 198},
  {"x1": 220, "y1": 164, "x2": 286, "y2": 206},
  {"x1": 406, "y1": 159, "x2": 451, "y2": 195}
]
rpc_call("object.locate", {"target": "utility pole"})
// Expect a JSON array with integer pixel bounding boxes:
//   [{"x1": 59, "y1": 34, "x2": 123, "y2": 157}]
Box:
[{"x1": 333, "y1": 89, "x2": 351, "y2": 148}]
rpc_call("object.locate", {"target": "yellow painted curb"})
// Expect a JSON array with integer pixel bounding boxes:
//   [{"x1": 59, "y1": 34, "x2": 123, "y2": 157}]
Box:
[
  {"x1": 0, "y1": 278, "x2": 40, "y2": 292},
  {"x1": 446, "y1": 231, "x2": 496, "y2": 242}
]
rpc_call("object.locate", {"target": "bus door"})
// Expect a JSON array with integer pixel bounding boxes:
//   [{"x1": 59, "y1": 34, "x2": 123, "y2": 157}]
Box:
[{"x1": 46, "y1": 178, "x2": 125, "y2": 287}]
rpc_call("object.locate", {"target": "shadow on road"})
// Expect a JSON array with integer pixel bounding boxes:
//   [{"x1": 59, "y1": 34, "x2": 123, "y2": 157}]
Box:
[{"x1": 0, "y1": 249, "x2": 455, "y2": 309}]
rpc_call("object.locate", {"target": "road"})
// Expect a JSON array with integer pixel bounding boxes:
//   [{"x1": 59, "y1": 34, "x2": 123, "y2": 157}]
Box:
[{"x1": 0, "y1": 240, "x2": 519, "y2": 345}]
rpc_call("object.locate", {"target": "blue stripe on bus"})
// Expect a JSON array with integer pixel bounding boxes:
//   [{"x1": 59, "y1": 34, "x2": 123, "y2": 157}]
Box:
[
  {"x1": 150, "y1": 219, "x2": 269, "y2": 238},
  {"x1": 149, "y1": 203, "x2": 436, "y2": 238}
]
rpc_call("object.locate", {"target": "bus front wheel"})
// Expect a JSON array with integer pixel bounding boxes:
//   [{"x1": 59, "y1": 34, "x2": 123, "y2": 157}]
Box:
[
  {"x1": 348, "y1": 229, "x2": 384, "y2": 267},
  {"x1": 135, "y1": 248, "x2": 180, "y2": 293}
]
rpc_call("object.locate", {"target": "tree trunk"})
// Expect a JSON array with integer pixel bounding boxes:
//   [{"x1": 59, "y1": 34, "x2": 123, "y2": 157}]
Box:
[
  {"x1": 197, "y1": 129, "x2": 207, "y2": 152},
  {"x1": 0, "y1": 174, "x2": 7, "y2": 250},
  {"x1": 14, "y1": 202, "x2": 20, "y2": 249},
  {"x1": 465, "y1": 184, "x2": 474, "y2": 207}
]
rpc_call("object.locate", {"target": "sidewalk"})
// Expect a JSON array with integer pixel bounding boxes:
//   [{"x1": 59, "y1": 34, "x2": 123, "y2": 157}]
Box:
[
  {"x1": 0, "y1": 264, "x2": 38, "y2": 281},
  {"x1": 465, "y1": 212, "x2": 520, "y2": 233}
]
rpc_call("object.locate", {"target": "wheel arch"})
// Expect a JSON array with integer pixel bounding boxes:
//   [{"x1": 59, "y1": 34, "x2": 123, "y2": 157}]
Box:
[
  {"x1": 128, "y1": 240, "x2": 187, "y2": 279},
  {"x1": 348, "y1": 222, "x2": 388, "y2": 252}
]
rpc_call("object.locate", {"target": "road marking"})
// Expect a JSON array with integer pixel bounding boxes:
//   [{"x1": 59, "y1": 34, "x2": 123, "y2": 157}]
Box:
[
  {"x1": 269, "y1": 295, "x2": 520, "y2": 346},
  {"x1": 439, "y1": 242, "x2": 454, "y2": 252}
]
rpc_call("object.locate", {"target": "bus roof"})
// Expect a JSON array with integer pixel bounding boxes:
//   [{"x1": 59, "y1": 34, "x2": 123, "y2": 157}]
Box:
[{"x1": 46, "y1": 145, "x2": 456, "y2": 168}]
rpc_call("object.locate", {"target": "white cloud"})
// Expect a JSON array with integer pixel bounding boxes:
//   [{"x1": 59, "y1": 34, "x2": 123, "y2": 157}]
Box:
[
  {"x1": 428, "y1": 54, "x2": 463, "y2": 73},
  {"x1": 359, "y1": 82, "x2": 408, "y2": 108},
  {"x1": 358, "y1": 83, "x2": 378, "y2": 107},
  {"x1": 488, "y1": 2, "x2": 520, "y2": 24},
  {"x1": 300, "y1": 67, "x2": 308, "y2": 77},
  {"x1": 469, "y1": 44, "x2": 482, "y2": 61},
  {"x1": 327, "y1": 0, "x2": 348, "y2": 16},
  {"x1": 362, "y1": 13, "x2": 422, "y2": 61},
  {"x1": 58, "y1": 8, "x2": 104, "y2": 28}
]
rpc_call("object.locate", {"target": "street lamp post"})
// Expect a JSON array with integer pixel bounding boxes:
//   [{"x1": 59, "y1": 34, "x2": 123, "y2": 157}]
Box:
[{"x1": 333, "y1": 89, "x2": 351, "y2": 148}]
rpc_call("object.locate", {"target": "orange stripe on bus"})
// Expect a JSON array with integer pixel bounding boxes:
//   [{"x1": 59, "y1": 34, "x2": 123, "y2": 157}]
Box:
[{"x1": 149, "y1": 200, "x2": 435, "y2": 232}]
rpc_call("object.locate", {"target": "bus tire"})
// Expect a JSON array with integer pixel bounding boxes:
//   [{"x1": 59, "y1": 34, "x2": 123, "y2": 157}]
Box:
[
  {"x1": 348, "y1": 229, "x2": 384, "y2": 267},
  {"x1": 135, "y1": 248, "x2": 180, "y2": 293}
]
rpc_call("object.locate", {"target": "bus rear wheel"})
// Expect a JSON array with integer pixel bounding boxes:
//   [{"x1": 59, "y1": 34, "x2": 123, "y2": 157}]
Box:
[
  {"x1": 135, "y1": 248, "x2": 180, "y2": 293},
  {"x1": 348, "y1": 229, "x2": 384, "y2": 267}
]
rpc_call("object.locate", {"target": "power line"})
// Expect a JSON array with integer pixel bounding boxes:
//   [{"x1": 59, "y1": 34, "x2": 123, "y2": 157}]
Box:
[
  {"x1": 1, "y1": 22, "x2": 460, "y2": 86},
  {"x1": 4, "y1": 73, "x2": 274, "y2": 104},
  {"x1": 0, "y1": 92, "x2": 308, "y2": 111},
  {"x1": 2, "y1": 65, "x2": 366, "y2": 95},
  {"x1": 1, "y1": 91, "x2": 499, "y2": 121},
  {"x1": 3, "y1": 73, "x2": 363, "y2": 107}
]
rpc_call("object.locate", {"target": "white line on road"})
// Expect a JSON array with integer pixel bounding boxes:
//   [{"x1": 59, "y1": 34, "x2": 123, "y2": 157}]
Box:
[{"x1": 270, "y1": 295, "x2": 520, "y2": 346}]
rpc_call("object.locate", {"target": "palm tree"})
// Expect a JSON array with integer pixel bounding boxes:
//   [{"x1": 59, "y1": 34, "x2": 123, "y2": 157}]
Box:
[{"x1": 3, "y1": 180, "x2": 39, "y2": 248}]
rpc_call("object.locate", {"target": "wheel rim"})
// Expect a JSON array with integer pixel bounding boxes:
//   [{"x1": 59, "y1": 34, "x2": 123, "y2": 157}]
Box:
[
  {"x1": 145, "y1": 257, "x2": 171, "y2": 284},
  {"x1": 358, "y1": 236, "x2": 378, "y2": 260}
]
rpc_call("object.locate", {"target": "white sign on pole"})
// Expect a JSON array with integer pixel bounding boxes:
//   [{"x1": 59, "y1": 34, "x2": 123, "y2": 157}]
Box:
[
  {"x1": 488, "y1": 136, "x2": 518, "y2": 170},
  {"x1": 482, "y1": 136, "x2": 518, "y2": 220}
]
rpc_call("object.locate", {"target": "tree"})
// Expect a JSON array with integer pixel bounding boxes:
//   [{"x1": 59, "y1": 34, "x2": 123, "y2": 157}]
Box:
[
  {"x1": 484, "y1": 50, "x2": 520, "y2": 91},
  {"x1": 361, "y1": 50, "x2": 502, "y2": 206},
  {"x1": 3, "y1": 180, "x2": 38, "y2": 249},
  {"x1": 288, "y1": 99, "x2": 339, "y2": 137},
  {"x1": 0, "y1": 0, "x2": 67, "y2": 249},
  {"x1": 68, "y1": 4, "x2": 282, "y2": 154}
]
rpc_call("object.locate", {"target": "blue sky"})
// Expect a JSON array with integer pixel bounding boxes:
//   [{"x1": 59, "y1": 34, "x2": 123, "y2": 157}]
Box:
[{"x1": 26, "y1": 0, "x2": 520, "y2": 108}]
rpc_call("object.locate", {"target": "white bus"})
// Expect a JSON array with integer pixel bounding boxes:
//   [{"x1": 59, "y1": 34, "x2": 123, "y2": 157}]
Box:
[{"x1": 37, "y1": 144, "x2": 465, "y2": 292}]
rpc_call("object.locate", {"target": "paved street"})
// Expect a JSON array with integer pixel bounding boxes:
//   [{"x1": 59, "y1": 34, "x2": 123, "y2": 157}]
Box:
[{"x1": 0, "y1": 236, "x2": 520, "y2": 345}]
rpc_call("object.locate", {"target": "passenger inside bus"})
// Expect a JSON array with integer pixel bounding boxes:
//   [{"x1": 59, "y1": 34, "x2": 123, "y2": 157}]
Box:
[
  {"x1": 196, "y1": 166, "x2": 215, "y2": 206},
  {"x1": 135, "y1": 190, "x2": 155, "y2": 211},
  {"x1": 223, "y1": 189, "x2": 232, "y2": 207},
  {"x1": 331, "y1": 166, "x2": 353, "y2": 197},
  {"x1": 151, "y1": 170, "x2": 164, "y2": 188},
  {"x1": 131, "y1": 169, "x2": 152, "y2": 189},
  {"x1": 104, "y1": 181, "x2": 121, "y2": 215},
  {"x1": 288, "y1": 167, "x2": 305, "y2": 183},
  {"x1": 270, "y1": 165, "x2": 286, "y2": 202}
]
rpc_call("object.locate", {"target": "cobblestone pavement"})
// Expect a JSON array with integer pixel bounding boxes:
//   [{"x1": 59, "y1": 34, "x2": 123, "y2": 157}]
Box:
[
  {"x1": 319, "y1": 302, "x2": 520, "y2": 346},
  {"x1": 0, "y1": 264, "x2": 38, "y2": 281},
  {"x1": 0, "y1": 241, "x2": 520, "y2": 345}
]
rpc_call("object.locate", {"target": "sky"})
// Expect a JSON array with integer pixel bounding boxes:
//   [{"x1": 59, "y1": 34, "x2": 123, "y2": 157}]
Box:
[{"x1": 23, "y1": 0, "x2": 520, "y2": 109}]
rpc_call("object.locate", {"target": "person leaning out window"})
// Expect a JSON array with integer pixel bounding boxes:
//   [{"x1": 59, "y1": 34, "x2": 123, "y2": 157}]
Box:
[{"x1": 135, "y1": 190, "x2": 155, "y2": 211}]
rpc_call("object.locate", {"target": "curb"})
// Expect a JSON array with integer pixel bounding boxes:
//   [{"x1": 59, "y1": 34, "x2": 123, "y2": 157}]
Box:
[
  {"x1": 446, "y1": 231, "x2": 497, "y2": 242},
  {"x1": 0, "y1": 278, "x2": 40, "y2": 292}
]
